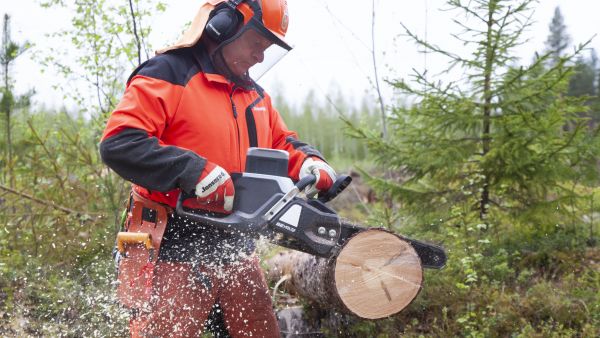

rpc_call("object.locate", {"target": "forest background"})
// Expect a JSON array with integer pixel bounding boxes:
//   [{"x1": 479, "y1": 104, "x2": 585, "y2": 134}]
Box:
[{"x1": 1, "y1": 0, "x2": 599, "y2": 337}]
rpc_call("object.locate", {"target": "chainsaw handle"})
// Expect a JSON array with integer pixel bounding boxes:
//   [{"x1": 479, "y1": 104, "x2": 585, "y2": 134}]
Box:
[
  {"x1": 295, "y1": 174, "x2": 317, "y2": 191},
  {"x1": 296, "y1": 174, "x2": 352, "y2": 203},
  {"x1": 175, "y1": 192, "x2": 264, "y2": 234},
  {"x1": 319, "y1": 174, "x2": 352, "y2": 203}
]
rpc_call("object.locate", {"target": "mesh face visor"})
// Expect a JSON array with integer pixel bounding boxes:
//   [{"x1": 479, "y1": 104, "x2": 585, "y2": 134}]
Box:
[{"x1": 218, "y1": 18, "x2": 292, "y2": 81}]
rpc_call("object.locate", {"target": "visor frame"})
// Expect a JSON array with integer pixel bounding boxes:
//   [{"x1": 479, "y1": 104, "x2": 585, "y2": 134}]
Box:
[
  {"x1": 247, "y1": 16, "x2": 292, "y2": 51},
  {"x1": 211, "y1": 21, "x2": 291, "y2": 83}
]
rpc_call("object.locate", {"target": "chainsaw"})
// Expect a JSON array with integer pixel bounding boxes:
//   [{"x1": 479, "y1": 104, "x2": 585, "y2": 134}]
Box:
[{"x1": 175, "y1": 148, "x2": 446, "y2": 269}]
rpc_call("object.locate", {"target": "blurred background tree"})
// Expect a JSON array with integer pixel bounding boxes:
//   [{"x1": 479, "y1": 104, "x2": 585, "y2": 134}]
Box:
[{"x1": 1, "y1": 14, "x2": 31, "y2": 189}]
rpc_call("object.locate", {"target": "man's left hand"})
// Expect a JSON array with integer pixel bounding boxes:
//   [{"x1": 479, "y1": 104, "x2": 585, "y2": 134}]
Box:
[{"x1": 299, "y1": 157, "x2": 336, "y2": 197}]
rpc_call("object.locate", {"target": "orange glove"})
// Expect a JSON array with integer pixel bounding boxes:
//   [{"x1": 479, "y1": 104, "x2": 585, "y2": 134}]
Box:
[
  {"x1": 299, "y1": 157, "x2": 336, "y2": 197},
  {"x1": 195, "y1": 162, "x2": 235, "y2": 213}
]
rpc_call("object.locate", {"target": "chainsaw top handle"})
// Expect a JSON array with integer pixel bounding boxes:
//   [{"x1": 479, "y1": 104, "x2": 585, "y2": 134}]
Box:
[
  {"x1": 297, "y1": 173, "x2": 352, "y2": 203},
  {"x1": 295, "y1": 174, "x2": 317, "y2": 191},
  {"x1": 318, "y1": 174, "x2": 352, "y2": 203}
]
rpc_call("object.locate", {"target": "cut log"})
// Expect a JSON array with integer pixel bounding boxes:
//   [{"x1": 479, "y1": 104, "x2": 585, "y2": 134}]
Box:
[{"x1": 266, "y1": 228, "x2": 423, "y2": 319}]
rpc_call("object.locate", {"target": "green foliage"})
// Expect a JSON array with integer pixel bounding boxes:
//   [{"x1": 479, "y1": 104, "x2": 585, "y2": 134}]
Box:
[
  {"x1": 343, "y1": 0, "x2": 600, "y2": 336},
  {"x1": 347, "y1": 0, "x2": 600, "y2": 234},
  {"x1": 1, "y1": 13, "x2": 32, "y2": 189},
  {"x1": 569, "y1": 54, "x2": 597, "y2": 98},
  {"x1": 0, "y1": 107, "x2": 132, "y2": 335},
  {"x1": 568, "y1": 50, "x2": 600, "y2": 127},
  {"x1": 38, "y1": 0, "x2": 165, "y2": 117},
  {"x1": 1, "y1": 1, "x2": 167, "y2": 334},
  {"x1": 0, "y1": 109, "x2": 125, "y2": 256}
]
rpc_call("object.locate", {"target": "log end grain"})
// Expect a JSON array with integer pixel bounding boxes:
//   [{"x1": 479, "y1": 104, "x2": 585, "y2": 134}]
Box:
[{"x1": 334, "y1": 229, "x2": 423, "y2": 319}]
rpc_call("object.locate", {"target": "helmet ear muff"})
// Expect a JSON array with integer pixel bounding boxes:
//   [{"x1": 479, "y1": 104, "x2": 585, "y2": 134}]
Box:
[{"x1": 205, "y1": 5, "x2": 242, "y2": 43}]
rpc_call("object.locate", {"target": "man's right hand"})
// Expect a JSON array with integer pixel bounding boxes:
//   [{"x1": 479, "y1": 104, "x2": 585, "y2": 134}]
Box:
[
  {"x1": 195, "y1": 162, "x2": 235, "y2": 213},
  {"x1": 299, "y1": 157, "x2": 336, "y2": 197}
]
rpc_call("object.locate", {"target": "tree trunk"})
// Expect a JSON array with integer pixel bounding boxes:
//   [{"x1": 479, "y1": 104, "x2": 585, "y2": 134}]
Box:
[{"x1": 266, "y1": 229, "x2": 423, "y2": 319}]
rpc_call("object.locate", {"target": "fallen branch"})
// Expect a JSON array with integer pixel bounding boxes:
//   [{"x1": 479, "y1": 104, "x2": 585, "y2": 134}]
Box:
[{"x1": 0, "y1": 183, "x2": 80, "y2": 215}]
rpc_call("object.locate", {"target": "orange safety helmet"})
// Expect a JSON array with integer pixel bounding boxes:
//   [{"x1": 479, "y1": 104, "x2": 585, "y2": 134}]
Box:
[{"x1": 157, "y1": 0, "x2": 290, "y2": 54}]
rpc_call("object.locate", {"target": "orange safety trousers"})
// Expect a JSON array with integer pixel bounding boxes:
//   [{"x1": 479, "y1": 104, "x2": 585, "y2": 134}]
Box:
[{"x1": 130, "y1": 256, "x2": 279, "y2": 337}]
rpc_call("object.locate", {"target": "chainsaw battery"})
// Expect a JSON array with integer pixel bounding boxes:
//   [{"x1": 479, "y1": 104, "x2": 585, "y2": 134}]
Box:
[{"x1": 245, "y1": 147, "x2": 289, "y2": 177}]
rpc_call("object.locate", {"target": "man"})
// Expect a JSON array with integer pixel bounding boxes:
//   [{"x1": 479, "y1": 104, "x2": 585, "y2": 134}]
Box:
[{"x1": 99, "y1": 0, "x2": 337, "y2": 336}]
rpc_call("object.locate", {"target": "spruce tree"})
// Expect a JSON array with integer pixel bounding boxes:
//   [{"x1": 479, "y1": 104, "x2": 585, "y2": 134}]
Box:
[
  {"x1": 545, "y1": 6, "x2": 571, "y2": 65},
  {"x1": 346, "y1": 0, "x2": 600, "y2": 243}
]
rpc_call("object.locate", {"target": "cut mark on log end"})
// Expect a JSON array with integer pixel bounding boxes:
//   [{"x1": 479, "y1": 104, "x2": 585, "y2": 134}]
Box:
[
  {"x1": 347, "y1": 261, "x2": 372, "y2": 272},
  {"x1": 381, "y1": 280, "x2": 392, "y2": 302},
  {"x1": 338, "y1": 259, "x2": 422, "y2": 289},
  {"x1": 384, "y1": 252, "x2": 404, "y2": 267}
]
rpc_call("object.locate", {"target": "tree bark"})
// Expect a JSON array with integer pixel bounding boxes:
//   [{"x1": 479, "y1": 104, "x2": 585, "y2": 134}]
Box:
[{"x1": 266, "y1": 229, "x2": 423, "y2": 319}]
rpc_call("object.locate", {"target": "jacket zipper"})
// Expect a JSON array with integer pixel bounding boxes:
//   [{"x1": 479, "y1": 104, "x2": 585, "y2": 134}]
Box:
[
  {"x1": 245, "y1": 93, "x2": 264, "y2": 148},
  {"x1": 229, "y1": 85, "x2": 242, "y2": 170}
]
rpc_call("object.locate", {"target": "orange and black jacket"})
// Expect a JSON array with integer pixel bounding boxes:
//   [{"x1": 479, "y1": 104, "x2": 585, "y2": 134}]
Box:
[{"x1": 100, "y1": 45, "x2": 323, "y2": 208}]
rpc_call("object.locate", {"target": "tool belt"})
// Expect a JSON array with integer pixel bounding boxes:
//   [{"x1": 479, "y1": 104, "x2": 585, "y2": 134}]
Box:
[{"x1": 115, "y1": 190, "x2": 172, "y2": 309}]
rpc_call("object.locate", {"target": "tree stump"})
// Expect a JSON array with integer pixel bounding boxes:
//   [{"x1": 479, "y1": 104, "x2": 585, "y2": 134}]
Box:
[{"x1": 266, "y1": 229, "x2": 423, "y2": 319}]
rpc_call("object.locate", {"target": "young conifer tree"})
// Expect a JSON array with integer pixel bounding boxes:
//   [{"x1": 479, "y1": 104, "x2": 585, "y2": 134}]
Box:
[
  {"x1": 545, "y1": 6, "x2": 570, "y2": 65},
  {"x1": 347, "y1": 0, "x2": 600, "y2": 239}
]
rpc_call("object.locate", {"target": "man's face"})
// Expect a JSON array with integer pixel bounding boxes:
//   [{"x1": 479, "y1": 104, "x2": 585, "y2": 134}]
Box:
[{"x1": 221, "y1": 29, "x2": 273, "y2": 77}]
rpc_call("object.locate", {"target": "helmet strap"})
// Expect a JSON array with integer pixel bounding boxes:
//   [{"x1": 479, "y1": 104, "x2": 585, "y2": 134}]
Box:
[
  {"x1": 226, "y1": 0, "x2": 244, "y2": 10},
  {"x1": 225, "y1": 0, "x2": 262, "y2": 20}
]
